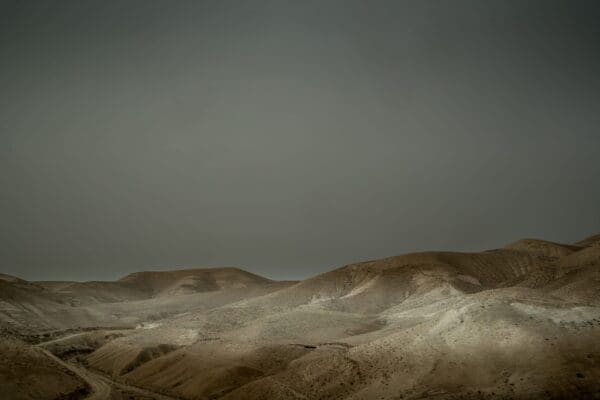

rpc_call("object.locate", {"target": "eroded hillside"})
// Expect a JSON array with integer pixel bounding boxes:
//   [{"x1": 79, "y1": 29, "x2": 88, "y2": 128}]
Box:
[{"x1": 1, "y1": 235, "x2": 600, "y2": 399}]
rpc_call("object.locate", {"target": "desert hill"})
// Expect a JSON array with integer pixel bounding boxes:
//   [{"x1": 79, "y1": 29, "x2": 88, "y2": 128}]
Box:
[
  {"x1": 0, "y1": 273, "x2": 28, "y2": 283},
  {"x1": 2, "y1": 233, "x2": 600, "y2": 399},
  {"x1": 33, "y1": 267, "x2": 277, "y2": 304},
  {"x1": 575, "y1": 233, "x2": 600, "y2": 248},
  {"x1": 0, "y1": 267, "x2": 293, "y2": 334},
  {"x1": 118, "y1": 267, "x2": 274, "y2": 296}
]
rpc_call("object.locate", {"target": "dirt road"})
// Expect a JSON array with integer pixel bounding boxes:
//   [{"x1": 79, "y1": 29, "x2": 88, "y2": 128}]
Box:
[
  {"x1": 38, "y1": 347, "x2": 112, "y2": 400},
  {"x1": 37, "y1": 332, "x2": 179, "y2": 400}
]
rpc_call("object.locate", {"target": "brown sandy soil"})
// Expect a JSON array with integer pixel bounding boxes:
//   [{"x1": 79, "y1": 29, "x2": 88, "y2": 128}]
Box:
[
  {"x1": 2, "y1": 235, "x2": 600, "y2": 399},
  {"x1": 0, "y1": 338, "x2": 89, "y2": 399}
]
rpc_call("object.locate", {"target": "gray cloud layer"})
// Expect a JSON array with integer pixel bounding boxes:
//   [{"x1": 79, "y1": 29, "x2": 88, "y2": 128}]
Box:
[{"x1": 1, "y1": 1, "x2": 599, "y2": 281}]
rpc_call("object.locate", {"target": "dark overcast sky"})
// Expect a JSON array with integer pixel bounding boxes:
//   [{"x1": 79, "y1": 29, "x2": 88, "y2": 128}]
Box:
[{"x1": 1, "y1": 0, "x2": 599, "y2": 281}]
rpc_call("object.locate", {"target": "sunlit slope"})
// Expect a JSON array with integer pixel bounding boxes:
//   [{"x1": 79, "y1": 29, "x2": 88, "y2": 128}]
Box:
[{"x1": 79, "y1": 234, "x2": 600, "y2": 399}]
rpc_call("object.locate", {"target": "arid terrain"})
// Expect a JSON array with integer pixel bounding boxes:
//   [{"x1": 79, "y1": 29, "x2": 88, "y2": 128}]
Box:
[{"x1": 1, "y1": 234, "x2": 600, "y2": 400}]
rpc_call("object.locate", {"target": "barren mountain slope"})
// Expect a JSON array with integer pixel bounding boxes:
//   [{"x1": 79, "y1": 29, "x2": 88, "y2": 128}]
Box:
[
  {"x1": 118, "y1": 267, "x2": 275, "y2": 296},
  {"x1": 0, "y1": 268, "x2": 293, "y2": 335},
  {"x1": 0, "y1": 338, "x2": 89, "y2": 399},
  {"x1": 36, "y1": 267, "x2": 278, "y2": 304},
  {"x1": 0, "y1": 277, "x2": 89, "y2": 332},
  {"x1": 73, "y1": 235, "x2": 600, "y2": 399},
  {"x1": 575, "y1": 234, "x2": 600, "y2": 248},
  {"x1": 2, "y1": 234, "x2": 600, "y2": 399}
]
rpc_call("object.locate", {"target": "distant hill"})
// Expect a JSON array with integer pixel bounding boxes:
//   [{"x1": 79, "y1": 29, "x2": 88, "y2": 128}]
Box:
[
  {"x1": 118, "y1": 267, "x2": 273, "y2": 296},
  {"x1": 0, "y1": 267, "x2": 290, "y2": 333},
  {"x1": 0, "y1": 273, "x2": 27, "y2": 283},
  {"x1": 31, "y1": 267, "x2": 276, "y2": 304}
]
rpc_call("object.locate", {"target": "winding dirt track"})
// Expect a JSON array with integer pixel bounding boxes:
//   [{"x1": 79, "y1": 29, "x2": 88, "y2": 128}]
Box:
[
  {"x1": 37, "y1": 331, "x2": 92, "y2": 346},
  {"x1": 38, "y1": 347, "x2": 112, "y2": 400},
  {"x1": 37, "y1": 334, "x2": 179, "y2": 400}
]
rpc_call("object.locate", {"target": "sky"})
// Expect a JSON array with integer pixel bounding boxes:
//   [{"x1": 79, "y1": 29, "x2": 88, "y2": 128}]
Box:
[{"x1": 1, "y1": 0, "x2": 599, "y2": 281}]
